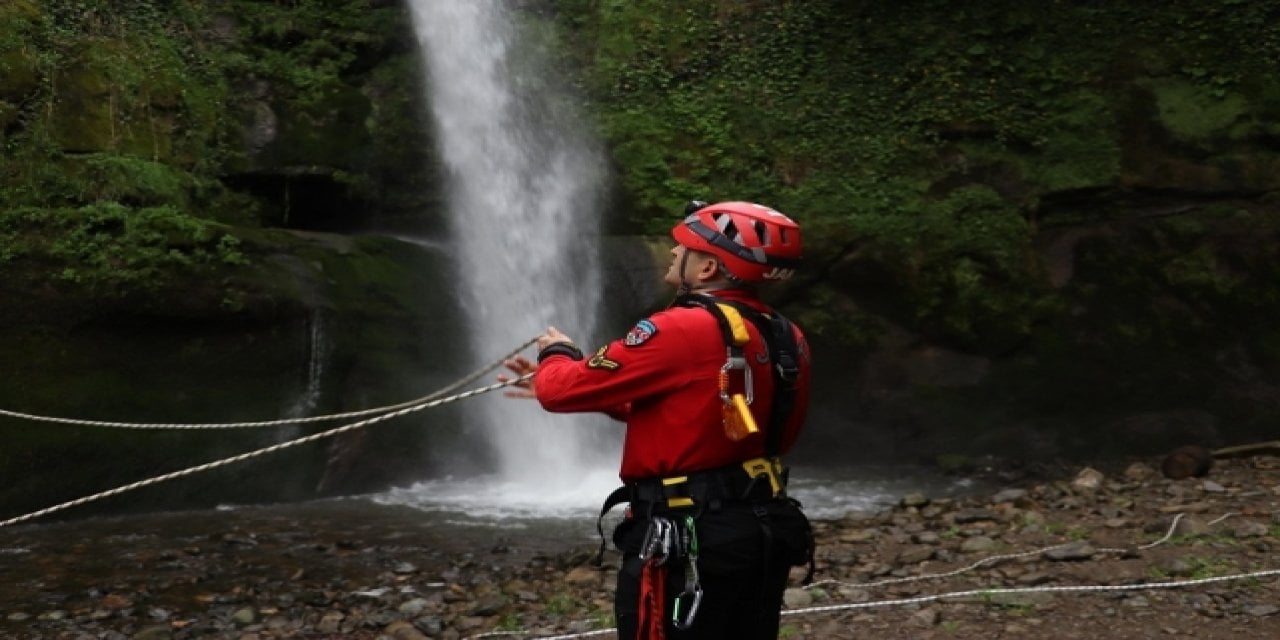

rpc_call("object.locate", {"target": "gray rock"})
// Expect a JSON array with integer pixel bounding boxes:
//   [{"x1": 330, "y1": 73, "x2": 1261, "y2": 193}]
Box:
[
  {"x1": 1244, "y1": 604, "x2": 1280, "y2": 617},
  {"x1": 992, "y1": 488, "x2": 1028, "y2": 504},
  {"x1": 953, "y1": 508, "x2": 999, "y2": 523},
  {"x1": 959, "y1": 535, "x2": 997, "y2": 553},
  {"x1": 1229, "y1": 520, "x2": 1270, "y2": 538},
  {"x1": 1042, "y1": 542, "x2": 1095, "y2": 561},
  {"x1": 413, "y1": 616, "x2": 445, "y2": 635},
  {"x1": 399, "y1": 597, "x2": 429, "y2": 616},
  {"x1": 131, "y1": 626, "x2": 172, "y2": 640},
  {"x1": 908, "y1": 607, "x2": 941, "y2": 627},
  {"x1": 896, "y1": 545, "x2": 935, "y2": 564},
  {"x1": 901, "y1": 493, "x2": 930, "y2": 508},
  {"x1": 783, "y1": 587, "x2": 813, "y2": 608},
  {"x1": 317, "y1": 611, "x2": 345, "y2": 634},
  {"x1": 230, "y1": 607, "x2": 258, "y2": 626}
]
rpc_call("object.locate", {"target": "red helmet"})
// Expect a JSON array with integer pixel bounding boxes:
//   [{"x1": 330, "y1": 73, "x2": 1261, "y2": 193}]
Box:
[{"x1": 671, "y1": 201, "x2": 803, "y2": 283}]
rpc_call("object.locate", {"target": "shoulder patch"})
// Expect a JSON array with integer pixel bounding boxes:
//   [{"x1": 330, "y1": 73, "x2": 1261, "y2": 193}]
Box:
[
  {"x1": 587, "y1": 345, "x2": 622, "y2": 371},
  {"x1": 624, "y1": 319, "x2": 659, "y2": 346}
]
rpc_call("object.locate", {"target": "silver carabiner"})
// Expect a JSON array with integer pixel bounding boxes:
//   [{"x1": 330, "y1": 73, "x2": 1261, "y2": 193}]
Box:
[
  {"x1": 640, "y1": 517, "x2": 672, "y2": 563},
  {"x1": 719, "y1": 352, "x2": 754, "y2": 404},
  {"x1": 671, "y1": 582, "x2": 703, "y2": 629}
]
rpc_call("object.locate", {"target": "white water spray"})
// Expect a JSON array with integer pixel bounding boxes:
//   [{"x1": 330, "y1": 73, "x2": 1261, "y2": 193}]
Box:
[
  {"x1": 407, "y1": 1, "x2": 618, "y2": 499},
  {"x1": 284, "y1": 311, "x2": 328, "y2": 423}
]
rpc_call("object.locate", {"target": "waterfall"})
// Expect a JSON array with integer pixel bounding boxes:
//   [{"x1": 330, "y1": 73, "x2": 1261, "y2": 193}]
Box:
[
  {"x1": 281, "y1": 310, "x2": 329, "y2": 440},
  {"x1": 406, "y1": 1, "x2": 618, "y2": 498}
]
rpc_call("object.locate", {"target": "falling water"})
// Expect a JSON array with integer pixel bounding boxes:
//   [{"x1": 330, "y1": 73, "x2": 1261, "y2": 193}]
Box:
[
  {"x1": 278, "y1": 310, "x2": 329, "y2": 441},
  {"x1": 405, "y1": 1, "x2": 618, "y2": 502}
]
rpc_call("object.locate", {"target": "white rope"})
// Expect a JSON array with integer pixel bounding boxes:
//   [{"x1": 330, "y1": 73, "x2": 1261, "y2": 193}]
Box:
[
  {"x1": 0, "y1": 374, "x2": 532, "y2": 529},
  {"x1": 464, "y1": 565, "x2": 1280, "y2": 640},
  {"x1": 783, "y1": 568, "x2": 1280, "y2": 618},
  {"x1": 806, "y1": 513, "x2": 1189, "y2": 594},
  {"x1": 0, "y1": 338, "x2": 538, "y2": 430},
  {"x1": 467, "y1": 512, "x2": 1270, "y2": 640}
]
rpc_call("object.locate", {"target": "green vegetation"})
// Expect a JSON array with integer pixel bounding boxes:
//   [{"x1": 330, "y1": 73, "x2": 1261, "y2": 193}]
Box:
[
  {"x1": 1150, "y1": 555, "x2": 1237, "y2": 580},
  {"x1": 0, "y1": 0, "x2": 1278, "y2": 465},
  {"x1": 0, "y1": 0, "x2": 419, "y2": 302},
  {"x1": 551, "y1": 0, "x2": 1280, "y2": 351},
  {"x1": 0, "y1": 203, "x2": 244, "y2": 293}
]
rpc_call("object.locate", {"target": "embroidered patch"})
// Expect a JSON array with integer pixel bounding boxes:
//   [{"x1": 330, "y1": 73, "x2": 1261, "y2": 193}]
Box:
[
  {"x1": 587, "y1": 346, "x2": 621, "y2": 371},
  {"x1": 624, "y1": 319, "x2": 658, "y2": 346}
]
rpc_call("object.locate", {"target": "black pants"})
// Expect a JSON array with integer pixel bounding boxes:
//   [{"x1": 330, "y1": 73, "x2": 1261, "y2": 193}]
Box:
[{"x1": 612, "y1": 499, "x2": 810, "y2": 640}]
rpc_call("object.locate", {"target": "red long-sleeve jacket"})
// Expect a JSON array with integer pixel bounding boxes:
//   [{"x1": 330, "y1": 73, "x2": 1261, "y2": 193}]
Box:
[{"x1": 534, "y1": 289, "x2": 811, "y2": 482}]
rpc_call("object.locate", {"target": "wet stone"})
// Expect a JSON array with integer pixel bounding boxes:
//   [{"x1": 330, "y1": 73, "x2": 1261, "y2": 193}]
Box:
[
  {"x1": 414, "y1": 615, "x2": 445, "y2": 635},
  {"x1": 896, "y1": 545, "x2": 935, "y2": 564},
  {"x1": 953, "y1": 508, "x2": 999, "y2": 524},
  {"x1": 1229, "y1": 520, "x2": 1270, "y2": 538},
  {"x1": 1042, "y1": 542, "x2": 1095, "y2": 561},
  {"x1": 959, "y1": 536, "x2": 996, "y2": 553},
  {"x1": 991, "y1": 488, "x2": 1027, "y2": 504},
  {"x1": 131, "y1": 626, "x2": 172, "y2": 640},
  {"x1": 1244, "y1": 604, "x2": 1280, "y2": 617},
  {"x1": 901, "y1": 493, "x2": 930, "y2": 508}
]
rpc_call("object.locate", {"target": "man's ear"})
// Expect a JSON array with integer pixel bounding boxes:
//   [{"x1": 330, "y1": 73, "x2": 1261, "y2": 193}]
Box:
[{"x1": 694, "y1": 256, "x2": 722, "y2": 282}]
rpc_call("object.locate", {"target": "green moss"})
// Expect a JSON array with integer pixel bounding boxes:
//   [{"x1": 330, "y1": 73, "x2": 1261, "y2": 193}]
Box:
[
  {"x1": 1142, "y1": 78, "x2": 1250, "y2": 140},
  {"x1": 1025, "y1": 91, "x2": 1123, "y2": 191},
  {"x1": 0, "y1": 202, "x2": 247, "y2": 298}
]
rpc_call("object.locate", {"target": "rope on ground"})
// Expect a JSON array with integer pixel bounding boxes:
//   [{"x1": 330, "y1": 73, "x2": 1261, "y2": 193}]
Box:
[
  {"x1": 463, "y1": 512, "x2": 1272, "y2": 640},
  {"x1": 0, "y1": 374, "x2": 532, "y2": 529},
  {"x1": 782, "y1": 568, "x2": 1280, "y2": 618},
  {"x1": 463, "y1": 567, "x2": 1280, "y2": 640},
  {"x1": 0, "y1": 337, "x2": 538, "y2": 430},
  {"x1": 805, "y1": 513, "x2": 1189, "y2": 593}
]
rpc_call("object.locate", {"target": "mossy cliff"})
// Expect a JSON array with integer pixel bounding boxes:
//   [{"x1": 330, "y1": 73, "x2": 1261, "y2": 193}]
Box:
[
  {"x1": 553, "y1": 0, "x2": 1280, "y2": 465},
  {"x1": 0, "y1": 0, "x2": 456, "y2": 516},
  {"x1": 0, "y1": 1, "x2": 1278, "y2": 515}
]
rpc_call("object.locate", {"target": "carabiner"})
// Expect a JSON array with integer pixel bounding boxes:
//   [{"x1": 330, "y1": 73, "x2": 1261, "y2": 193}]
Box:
[
  {"x1": 640, "y1": 517, "x2": 672, "y2": 563},
  {"x1": 719, "y1": 349, "x2": 754, "y2": 404},
  {"x1": 671, "y1": 583, "x2": 703, "y2": 630}
]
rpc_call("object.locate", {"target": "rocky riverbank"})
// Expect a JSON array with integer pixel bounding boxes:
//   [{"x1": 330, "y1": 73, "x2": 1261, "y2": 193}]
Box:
[{"x1": 2, "y1": 456, "x2": 1278, "y2": 639}]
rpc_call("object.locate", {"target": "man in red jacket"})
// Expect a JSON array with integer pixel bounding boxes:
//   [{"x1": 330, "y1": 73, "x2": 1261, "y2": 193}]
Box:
[{"x1": 502, "y1": 201, "x2": 813, "y2": 640}]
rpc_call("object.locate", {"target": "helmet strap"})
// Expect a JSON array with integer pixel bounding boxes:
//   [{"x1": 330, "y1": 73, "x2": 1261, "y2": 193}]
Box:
[{"x1": 676, "y1": 248, "x2": 693, "y2": 296}]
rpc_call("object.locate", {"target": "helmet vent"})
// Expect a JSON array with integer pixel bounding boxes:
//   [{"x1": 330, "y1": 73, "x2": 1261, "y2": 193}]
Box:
[
  {"x1": 715, "y1": 213, "x2": 744, "y2": 245},
  {"x1": 754, "y1": 220, "x2": 769, "y2": 246}
]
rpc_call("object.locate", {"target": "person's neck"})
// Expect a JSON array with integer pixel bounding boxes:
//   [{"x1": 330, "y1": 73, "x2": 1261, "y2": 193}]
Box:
[{"x1": 688, "y1": 283, "x2": 753, "y2": 297}]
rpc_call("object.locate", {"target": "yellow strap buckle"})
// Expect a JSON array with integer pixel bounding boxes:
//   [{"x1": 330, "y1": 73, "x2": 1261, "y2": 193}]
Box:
[{"x1": 741, "y1": 457, "x2": 783, "y2": 496}]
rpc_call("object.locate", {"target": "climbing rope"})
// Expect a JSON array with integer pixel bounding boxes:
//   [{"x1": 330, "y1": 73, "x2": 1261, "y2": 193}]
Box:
[
  {"x1": 0, "y1": 355, "x2": 537, "y2": 528},
  {"x1": 0, "y1": 337, "x2": 538, "y2": 430},
  {"x1": 803, "y1": 513, "x2": 1190, "y2": 594}
]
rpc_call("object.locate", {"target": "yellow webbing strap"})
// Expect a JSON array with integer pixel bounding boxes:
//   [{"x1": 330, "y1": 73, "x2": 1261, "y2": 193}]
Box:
[
  {"x1": 714, "y1": 303, "x2": 751, "y2": 347},
  {"x1": 662, "y1": 476, "x2": 695, "y2": 508}
]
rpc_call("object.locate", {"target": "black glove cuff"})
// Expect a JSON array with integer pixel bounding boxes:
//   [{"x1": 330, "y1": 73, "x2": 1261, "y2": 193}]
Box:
[{"x1": 537, "y1": 342, "x2": 584, "y2": 363}]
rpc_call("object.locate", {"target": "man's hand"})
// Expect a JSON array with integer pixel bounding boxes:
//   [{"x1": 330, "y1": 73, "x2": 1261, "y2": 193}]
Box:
[
  {"x1": 498, "y1": 355, "x2": 537, "y2": 399},
  {"x1": 536, "y1": 325, "x2": 574, "y2": 351},
  {"x1": 500, "y1": 327, "x2": 578, "y2": 399}
]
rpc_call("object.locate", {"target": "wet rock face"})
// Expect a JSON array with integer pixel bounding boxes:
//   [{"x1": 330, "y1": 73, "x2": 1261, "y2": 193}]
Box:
[{"x1": 0, "y1": 231, "x2": 467, "y2": 514}]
